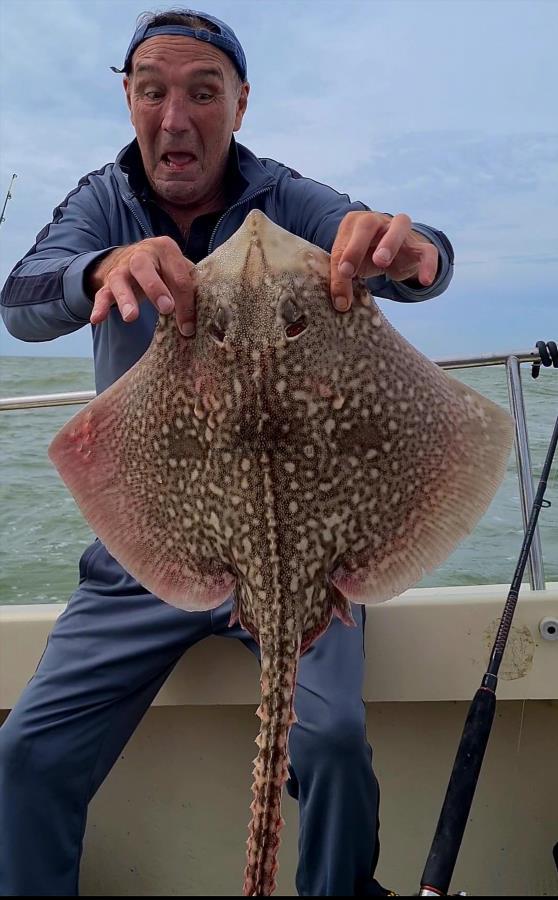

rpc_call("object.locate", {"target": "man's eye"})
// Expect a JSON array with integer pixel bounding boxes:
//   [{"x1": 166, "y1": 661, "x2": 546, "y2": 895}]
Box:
[
  {"x1": 194, "y1": 92, "x2": 214, "y2": 103},
  {"x1": 144, "y1": 91, "x2": 162, "y2": 100}
]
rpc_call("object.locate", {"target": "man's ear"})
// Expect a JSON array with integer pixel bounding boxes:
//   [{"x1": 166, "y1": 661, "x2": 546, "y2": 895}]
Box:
[
  {"x1": 234, "y1": 82, "x2": 250, "y2": 132},
  {"x1": 123, "y1": 76, "x2": 133, "y2": 118}
]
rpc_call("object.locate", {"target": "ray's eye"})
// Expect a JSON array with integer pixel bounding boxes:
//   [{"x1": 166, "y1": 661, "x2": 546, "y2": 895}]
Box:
[
  {"x1": 285, "y1": 316, "x2": 308, "y2": 339},
  {"x1": 280, "y1": 292, "x2": 308, "y2": 339},
  {"x1": 209, "y1": 321, "x2": 226, "y2": 343},
  {"x1": 209, "y1": 304, "x2": 231, "y2": 344}
]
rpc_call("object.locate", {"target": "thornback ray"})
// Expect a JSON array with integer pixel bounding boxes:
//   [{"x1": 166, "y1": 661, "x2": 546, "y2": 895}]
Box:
[{"x1": 49, "y1": 210, "x2": 514, "y2": 896}]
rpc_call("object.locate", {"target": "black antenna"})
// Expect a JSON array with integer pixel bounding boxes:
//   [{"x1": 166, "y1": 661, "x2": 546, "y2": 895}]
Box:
[{"x1": 0, "y1": 174, "x2": 18, "y2": 228}]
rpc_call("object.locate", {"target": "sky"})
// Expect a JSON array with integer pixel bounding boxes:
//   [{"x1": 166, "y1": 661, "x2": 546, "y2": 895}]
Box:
[{"x1": 0, "y1": 0, "x2": 556, "y2": 360}]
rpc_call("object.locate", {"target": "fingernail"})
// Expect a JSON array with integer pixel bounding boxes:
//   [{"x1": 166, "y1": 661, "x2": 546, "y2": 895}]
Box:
[
  {"x1": 339, "y1": 261, "x2": 355, "y2": 277},
  {"x1": 335, "y1": 296, "x2": 350, "y2": 312},
  {"x1": 375, "y1": 248, "x2": 391, "y2": 265},
  {"x1": 157, "y1": 295, "x2": 174, "y2": 314},
  {"x1": 180, "y1": 320, "x2": 195, "y2": 337},
  {"x1": 122, "y1": 304, "x2": 135, "y2": 320}
]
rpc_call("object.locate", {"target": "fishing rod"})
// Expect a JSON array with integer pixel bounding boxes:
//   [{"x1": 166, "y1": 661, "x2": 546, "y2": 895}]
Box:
[
  {"x1": 419, "y1": 411, "x2": 558, "y2": 897},
  {"x1": 0, "y1": 173, "x2": 17, "y2": 228}
]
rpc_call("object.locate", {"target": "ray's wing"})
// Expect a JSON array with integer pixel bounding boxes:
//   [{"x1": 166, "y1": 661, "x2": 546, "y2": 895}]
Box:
[
  {"x1": 48, "y1": 316, "x2": 235, "y2": 609},
  {"x1": 330, "y1": 299, "x2": 515, "y2": 605}
]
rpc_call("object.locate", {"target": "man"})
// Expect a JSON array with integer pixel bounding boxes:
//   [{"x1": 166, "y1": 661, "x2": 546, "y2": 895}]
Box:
[{"x1": 0, "y1": 9, "x2": 454, "y2": 897}]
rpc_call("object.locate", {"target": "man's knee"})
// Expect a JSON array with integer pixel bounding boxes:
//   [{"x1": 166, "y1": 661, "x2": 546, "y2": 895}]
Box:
[
  {"x1": 0, "y1": 710, "x2": 67, "y2": 788},
  {"x1": 0, "y1": 714, "x2": 29, "y2": 784},
  {"x1": 289, "y1": 704, "x2": 371, "y2": 774}
]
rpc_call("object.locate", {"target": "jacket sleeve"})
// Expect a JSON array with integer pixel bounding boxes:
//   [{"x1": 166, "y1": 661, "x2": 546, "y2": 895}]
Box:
[
  {"x1": 274, "y1": 167, "x2": 454, "y2": 302},
  {"x1": 0, "y1": 170, "x2": 119, "y2": 342}
]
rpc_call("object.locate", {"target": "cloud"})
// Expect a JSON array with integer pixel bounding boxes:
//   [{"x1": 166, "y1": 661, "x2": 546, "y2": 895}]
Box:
[{"x1": 1, "y1": 0, "x2": 557, "y2": 358}]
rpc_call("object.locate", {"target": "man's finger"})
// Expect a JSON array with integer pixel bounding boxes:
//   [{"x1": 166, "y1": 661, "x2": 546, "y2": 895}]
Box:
[
  {"x1": 129, "y1": 251, "x2": 175, "y2": 314},
  {"x1": 150, "y1": 237, "x2": 196, "y2": 336},
  {"x1": 107, "y1": 272, "x2": 141, "y2": 322},
  {"x1": 338, "y1": 212, "x2": 385, "y2": 275},
  {"x1": 167, "y1": 261, "x2": 196, "y2": 336},
  {"x1": 90, "y1": 286, "x2": 116, "y2": 324},
  {"x1": 329, "y1": 250, "x2": 354, "y2": 312},
  {"x1": 372, "y1": 213, "x2": 412, "y2": 268},
  {"x1": 330, "y1": 213, "x2": 374, "y2": 312},
  {"x1": 330, "y1": 212, "x2": 385, "y2": 310}
]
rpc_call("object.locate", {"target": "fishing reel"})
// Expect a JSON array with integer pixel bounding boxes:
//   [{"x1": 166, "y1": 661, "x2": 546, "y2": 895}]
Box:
[{"x1": 531, "y1": 340, "x2": 557, "y2": 378}]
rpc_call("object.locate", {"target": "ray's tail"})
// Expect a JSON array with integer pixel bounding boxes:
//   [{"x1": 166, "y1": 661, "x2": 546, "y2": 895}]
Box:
[{"x1": 242, "y1": 636, "x2": 300, "y2": 896}]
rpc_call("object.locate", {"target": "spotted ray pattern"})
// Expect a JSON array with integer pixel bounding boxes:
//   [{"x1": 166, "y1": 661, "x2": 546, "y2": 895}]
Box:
[{"x1": 49, "y1": 210, "x2": 514, "y2": 895}]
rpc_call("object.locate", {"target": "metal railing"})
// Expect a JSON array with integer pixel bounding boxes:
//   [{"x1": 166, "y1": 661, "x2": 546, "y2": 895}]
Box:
[
  {"x1": 0, "y1": 348, "x2": 549, "y2": 590},
  {"x1": 0, "y1": 390, "x2": 96, "y2": 410}
]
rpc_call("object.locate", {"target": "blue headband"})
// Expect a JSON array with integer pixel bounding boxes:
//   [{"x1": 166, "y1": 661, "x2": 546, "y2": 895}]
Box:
[{"x1": 114, "y1": 11, "x2": 247, "y2": 81}]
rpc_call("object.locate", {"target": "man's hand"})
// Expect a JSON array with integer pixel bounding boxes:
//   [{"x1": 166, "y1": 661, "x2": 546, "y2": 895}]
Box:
[
  {"x1": 330, "y1": 211, "x2": 439, "y2": 311},
  {"x1": 88, "y1": 236, "x2": 196, "y2": 336}
]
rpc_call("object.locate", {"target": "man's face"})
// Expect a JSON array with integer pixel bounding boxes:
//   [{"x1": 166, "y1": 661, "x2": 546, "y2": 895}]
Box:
[{"x1": 124, "y1": 36, "x2": 249, "y2": 208}]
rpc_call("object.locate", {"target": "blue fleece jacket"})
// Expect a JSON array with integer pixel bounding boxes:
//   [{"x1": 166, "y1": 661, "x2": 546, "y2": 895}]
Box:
[{"x1": 0, "y1": 139, "x2": 454, "y2": 394}]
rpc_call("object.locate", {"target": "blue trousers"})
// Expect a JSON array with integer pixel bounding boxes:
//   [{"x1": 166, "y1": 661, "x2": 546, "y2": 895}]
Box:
[{"x1": 0, "y1": 542, "x2": 383, "y2": 896}]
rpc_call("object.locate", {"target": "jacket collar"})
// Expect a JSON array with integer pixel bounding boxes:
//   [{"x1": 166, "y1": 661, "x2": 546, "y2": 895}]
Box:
[{"x1": 114, "y1": 136, "x2": 274, "y2": 206}]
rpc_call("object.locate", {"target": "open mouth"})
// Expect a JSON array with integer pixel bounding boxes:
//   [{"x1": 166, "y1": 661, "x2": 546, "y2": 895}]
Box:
[{"x1": 161, "y1": 152, "x2": 196, "y2": 170}]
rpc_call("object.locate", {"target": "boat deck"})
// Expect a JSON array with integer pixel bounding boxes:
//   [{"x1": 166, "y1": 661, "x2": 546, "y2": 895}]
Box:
[{"x1": 2, "y1": 583, "x2": 557, "y2": 896}]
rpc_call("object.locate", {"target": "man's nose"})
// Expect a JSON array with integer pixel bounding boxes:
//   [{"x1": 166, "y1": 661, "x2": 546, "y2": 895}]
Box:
[{"x1": 161, "y1": 94, "x2": 193, "y2": 134}]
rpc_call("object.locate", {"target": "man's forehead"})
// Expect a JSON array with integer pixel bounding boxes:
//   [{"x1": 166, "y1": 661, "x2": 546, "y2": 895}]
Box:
[{"x1": 131, "y1": 35, "x2": 233, "y2": 78}]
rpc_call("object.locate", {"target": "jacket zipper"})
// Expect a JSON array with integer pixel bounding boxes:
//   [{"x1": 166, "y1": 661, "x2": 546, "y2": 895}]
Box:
[
  {"x1": 124, "y1": 196, "x2": 153, "y2": 240},
  {"x1": 125, "y1": 184, "x2": 273, "y2": 253},
  {"x1": 208, "y1": 185, "x2": 273, "y2": 253}
]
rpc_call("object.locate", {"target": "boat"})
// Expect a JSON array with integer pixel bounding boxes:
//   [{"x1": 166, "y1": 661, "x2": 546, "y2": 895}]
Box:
[{"x1": 1, "y1": 347, "x2": 557, "y2": 896}]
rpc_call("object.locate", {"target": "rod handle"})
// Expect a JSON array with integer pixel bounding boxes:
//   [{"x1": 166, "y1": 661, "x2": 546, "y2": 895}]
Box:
[{"x1": 420, "y1": 687, "x2": 496, "y2": 895}]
